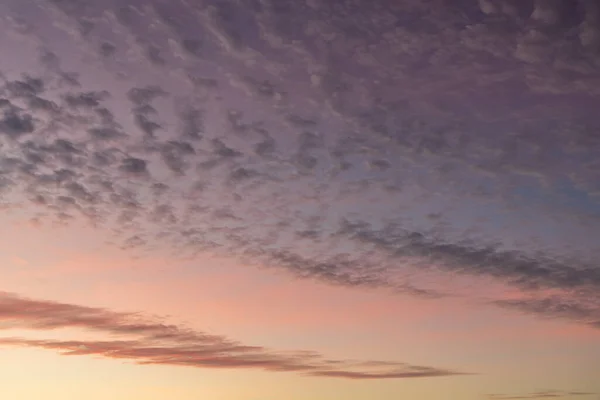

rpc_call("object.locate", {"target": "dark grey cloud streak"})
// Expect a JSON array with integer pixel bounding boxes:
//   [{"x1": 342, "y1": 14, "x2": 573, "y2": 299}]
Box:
[
  {"x1": 0, "y1": 292, "x2": 467, "y2": 379},
  {"x1": 0, "y1": 0, "x2": 599, "y2": 331}
]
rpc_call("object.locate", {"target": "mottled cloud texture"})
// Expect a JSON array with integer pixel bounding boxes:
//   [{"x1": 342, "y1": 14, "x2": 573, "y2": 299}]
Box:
[
  {"x1": 0, "y1": 0, "x2": 599, "y2": 334},
  {"x1": 0, "y1": 292, "x2": 466, "y2": 379}
]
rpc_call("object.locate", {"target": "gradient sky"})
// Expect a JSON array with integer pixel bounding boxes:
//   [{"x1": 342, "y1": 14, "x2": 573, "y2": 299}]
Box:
[{"x1": 0, "y1": 0, "x2": 599, "y2": 399}]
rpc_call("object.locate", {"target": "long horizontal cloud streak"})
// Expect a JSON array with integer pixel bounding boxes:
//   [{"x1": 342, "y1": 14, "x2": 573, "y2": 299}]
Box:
[
  {"x1": 0, "y1": 292, "x2": 467, "y2": 379},
  {"x1": 0, "y1": 0, "x2": 599, "y2": 331},
  {"x1": 488, "y1": 390, "x2": 596, "y2": 399},
  {"x1": 493, "y1": 296, "x2": 600, "y2": 329},
  {"x1": 337, "y1": 220, "x2": 600, "y2": 291}
]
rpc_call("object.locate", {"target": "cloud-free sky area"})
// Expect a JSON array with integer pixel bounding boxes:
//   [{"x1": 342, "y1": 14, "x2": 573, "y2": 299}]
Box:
[{"x1": 0, "y1": 0, "x2": 599, "y2": 399}]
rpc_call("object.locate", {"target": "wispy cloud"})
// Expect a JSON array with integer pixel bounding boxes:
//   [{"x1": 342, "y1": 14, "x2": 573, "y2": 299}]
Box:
[
  {"x1": 488, "y1": 390, "x2": 596, "y2": 399},
  {"x1": 0, "y1": 292, "x2": 468, "y2": 379}
]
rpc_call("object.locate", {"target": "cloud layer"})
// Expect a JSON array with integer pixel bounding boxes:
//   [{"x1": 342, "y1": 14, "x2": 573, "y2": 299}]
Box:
[
  {"x1": 0, "y1": 292, "x2": 466, "y2": 379},
  {"x1": 0, "y1": 0, "x2": 599, "y2": 331}
]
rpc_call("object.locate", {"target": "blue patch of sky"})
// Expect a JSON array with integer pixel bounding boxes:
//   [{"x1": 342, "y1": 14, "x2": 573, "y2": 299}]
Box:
[{"x1": 512, "y1": 176, "x2": 600, "y2": 218}]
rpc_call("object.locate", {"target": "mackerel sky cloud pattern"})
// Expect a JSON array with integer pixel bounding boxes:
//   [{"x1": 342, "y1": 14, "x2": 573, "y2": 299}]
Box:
[{"x1": 0, "y1": 0, "x2": 599, "y2": 398}]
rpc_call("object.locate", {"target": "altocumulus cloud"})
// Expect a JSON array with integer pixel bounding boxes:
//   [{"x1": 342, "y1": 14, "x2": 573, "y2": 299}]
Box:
[
  {"x1": 0, "y1": 0, "x2": 599, "y2": 330},
  {"x1": 0, "y1": 292, "x2": 468, "y2": 379}
]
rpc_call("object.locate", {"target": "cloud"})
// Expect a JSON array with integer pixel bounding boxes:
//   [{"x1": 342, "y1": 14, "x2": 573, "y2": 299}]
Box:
[
  {"x1": 127, "y1": 86, "x2": 168, "y2": 106},
  {"x1": 99, "y1": 41, "x2": 117, "y2": 58},
  {"x1": 176, "y1": 105, "x2": 205, "y2": 140},
  {"x1": 145, "y1": 44, "x2": 167, "y2": 66},
  {"x1": 0, "y1": 108, "x2": 36, "y2": 138},
  {"x1": 493, "y1": 295, "x2": 600, "y2": 328},
  {"x1": 488, "y1": 390, "x2": 596, "y2": 399},
  {"x1": 0, "y1": 292, "x2": 467, "y2": 380},
  {"x1": 0, "y1": 0, "x2": 599, "y2": 333},
  {"x1": 337, "y1": 219, "x2": 600, "y2": 293},
  {"x1": 126, "y1": 86, "x2": 167, "y2": 138},
  {"x1": 157, "y1": 140, "x2": 196, "y2": 175},
  {"x1": 64, "y1": 91, "x2": 110, "y2": 109},
  {"x1": 530, "y1": 0, "x2": 564, "y2": 25},
  {"x1": 119, "y1": 157, "x2": 149, "y2": 177},
  {"x1": 88, "y1": 126, "x2": 125, "y2": 141},
  {"x1": 211, "y1": 138, "x2": 243, "y2": 158},
  {"x1": 5, "y1": 75, "x2": 45, "y2": 98}
]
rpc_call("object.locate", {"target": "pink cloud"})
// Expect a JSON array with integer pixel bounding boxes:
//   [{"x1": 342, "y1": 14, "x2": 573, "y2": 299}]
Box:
[{"x1": 0, "y1": 291, "x2": 470, "y2": 380}]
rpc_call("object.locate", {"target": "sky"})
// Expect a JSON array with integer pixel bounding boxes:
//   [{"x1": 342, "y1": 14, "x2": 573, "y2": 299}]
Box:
[{"x1": 0, "y1": 0, "x2": 599, "y2": 399}]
